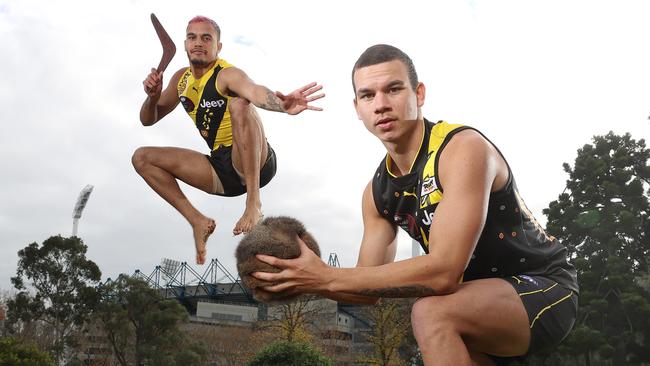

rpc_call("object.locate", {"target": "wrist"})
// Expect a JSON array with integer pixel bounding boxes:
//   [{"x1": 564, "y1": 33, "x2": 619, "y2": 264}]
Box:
[{"x1": 322, "y1": 265, "x2": 340, "y2": 293}]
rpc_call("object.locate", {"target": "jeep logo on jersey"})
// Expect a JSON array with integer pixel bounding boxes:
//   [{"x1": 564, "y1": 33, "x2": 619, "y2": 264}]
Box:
[
  {"x1": 200, "y1": 99, "x2": 226, "y2": 109},
  {"x1": 180, "y1": 96, "x2": 195, "y2": 112}
]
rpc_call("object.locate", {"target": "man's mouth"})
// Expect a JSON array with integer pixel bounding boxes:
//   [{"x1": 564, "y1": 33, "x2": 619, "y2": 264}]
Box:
[{"x1": 376, "y1": 117, "x2": 396, "y2": 126}]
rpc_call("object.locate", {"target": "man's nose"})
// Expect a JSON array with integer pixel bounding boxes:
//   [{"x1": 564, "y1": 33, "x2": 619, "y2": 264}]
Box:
[{"x1": 373, "y1": 92, "x2": 391, "y2": 114}]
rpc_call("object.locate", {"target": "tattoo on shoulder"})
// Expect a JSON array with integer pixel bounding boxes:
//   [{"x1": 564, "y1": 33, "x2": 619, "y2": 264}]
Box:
[
  {"x1": 259, "y1": 89, "x2": 284, "y2": 112},
  {"x1": 358, "y1": 285, "x2": 437, "y2": 298}
]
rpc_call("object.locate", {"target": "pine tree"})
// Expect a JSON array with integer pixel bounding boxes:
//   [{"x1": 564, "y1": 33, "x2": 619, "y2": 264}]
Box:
[{"x1": 544, "y1": 132, "x2": 650, "y2": 365}]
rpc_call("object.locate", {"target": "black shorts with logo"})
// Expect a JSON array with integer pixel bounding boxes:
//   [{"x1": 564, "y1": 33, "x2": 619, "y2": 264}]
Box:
[
  {"x1": 205, "y1": 143, "x2": 277, "y2": 197},
  {"x1": 490, "y1": 275, "x2": 578, "y2": 365}
]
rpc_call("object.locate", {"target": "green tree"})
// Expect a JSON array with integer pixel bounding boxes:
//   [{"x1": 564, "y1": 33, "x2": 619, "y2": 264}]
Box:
[
  {"x1": 96, "y1": 275, "x2": 207, "y2": 366},
  {"x1": 543, "y1": 132, "x2": 650, "y2": 365},
  {"x1": 0, "y1": 337, "x2": 55, "y2": 366},
  {"x1": 6, "y1": 235, "x2": 101, "y2": 364},
  {"x1": 246, "y1": 340, "x2": 332, "y2": 366}
]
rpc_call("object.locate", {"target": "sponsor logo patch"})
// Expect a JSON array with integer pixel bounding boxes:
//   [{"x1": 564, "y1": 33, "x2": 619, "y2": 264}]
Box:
[{"x1": 421, "y1": 176, "x2": 437, "y2": 196}]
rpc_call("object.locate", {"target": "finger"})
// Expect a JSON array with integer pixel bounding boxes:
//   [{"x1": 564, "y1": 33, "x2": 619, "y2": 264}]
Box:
[
  {"x1": 275, "y1": 91, "x2": 286, "y2": 99},
  {"x1": 297, "y1": 82, "x2": 318, "y2": 93},
  {"x1": 261, "y1": 282, "x2": 295, "y2": 293},
  {"x1": 256, "y1": 254, "x2": 289, "y2": 267},
  {"x1": 303, "y1": 84, "x2": 323, "y2": 95},
  {"x1": 251, "y1": 270, "x2": 281, "y2": 282},
  {"x1": 306, "y1": 106, "x2": 324, "y2": 111},
  {"x1": 296, "y1": 235, "x2": 311, "y2": 255},
  {"x1": 306, "y1": 93, "x2": 325, "y2": 102},
  {"x1": 143, "y1": 79, "x2": 156, "y2": 90}
]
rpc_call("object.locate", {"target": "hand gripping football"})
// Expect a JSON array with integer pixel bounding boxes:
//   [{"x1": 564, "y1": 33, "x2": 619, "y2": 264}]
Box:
[{"x1": 236, "y1": 216, "x2": 320, "y2": 304}]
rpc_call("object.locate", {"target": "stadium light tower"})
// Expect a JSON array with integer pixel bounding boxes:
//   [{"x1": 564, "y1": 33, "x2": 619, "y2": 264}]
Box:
[{"x1": 72, "y1": 185, "x2": 94, "y2": 237}]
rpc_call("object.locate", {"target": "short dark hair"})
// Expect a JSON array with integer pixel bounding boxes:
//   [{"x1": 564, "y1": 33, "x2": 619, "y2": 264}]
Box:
[
  {"x1": 351, "y1": 44, "x2": 418, "y2": 92},
  {"x1": 188, "y1": 16, "x2": 221, "y2": 40}
]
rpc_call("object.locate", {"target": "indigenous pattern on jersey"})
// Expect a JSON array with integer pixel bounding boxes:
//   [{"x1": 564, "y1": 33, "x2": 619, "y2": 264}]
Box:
[
  {"x1": 371, "y1": 119, "x2": 578, "y2": 293},
  {"x1": 177, "y1": 58, "x2": 233, "y2": 151}
]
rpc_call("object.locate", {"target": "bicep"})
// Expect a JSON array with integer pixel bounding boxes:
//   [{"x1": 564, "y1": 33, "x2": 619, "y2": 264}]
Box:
[
  {"x1": 356, "y1": 182, "x2": 398, "y2": 267},
  {"x1": 427, "y1": 132, "x2": 499, "y2": 276}
]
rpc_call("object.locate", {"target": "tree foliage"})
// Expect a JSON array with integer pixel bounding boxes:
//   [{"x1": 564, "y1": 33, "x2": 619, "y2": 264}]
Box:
[
  {"x1": 95, "y1": 275, "x2": 207, "y2": 366},
  {"x1": 246, "y1": 340, "x2": 332, "y2": 366},
  {"x1": 543, "y1": 132, "x2": 650, "y2": 365},
  {"x1": 6, "y1": 235, "x2": 101, "y2": 364},
  {"x1": 357, "y1": 299, "x2": 411, "y2": 366},
  {"x1": 0, "y1": 337, "x2": 55, "y2": 366},
  {"x1": 265, "y1": 296, "x2": 327, "y2": 344}
]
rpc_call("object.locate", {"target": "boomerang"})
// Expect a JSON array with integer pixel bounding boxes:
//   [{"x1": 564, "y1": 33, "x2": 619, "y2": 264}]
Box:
[{"x1": 150, "y1": 13, "x2": 176, "y2": 73}]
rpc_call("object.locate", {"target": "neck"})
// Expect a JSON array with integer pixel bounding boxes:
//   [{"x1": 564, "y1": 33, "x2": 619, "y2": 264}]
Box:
[
  {"x1": 190, "y1": 59, "x2": 218, "y2": 79},
  {"x1": 384, "y1": 119, "x2": 425, "y2": 176}
]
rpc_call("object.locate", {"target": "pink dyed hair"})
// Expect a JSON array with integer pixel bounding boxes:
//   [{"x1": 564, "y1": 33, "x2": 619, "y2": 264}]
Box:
[{"x1": 188, "y1": 16, "x2": 221, "y2": 39}]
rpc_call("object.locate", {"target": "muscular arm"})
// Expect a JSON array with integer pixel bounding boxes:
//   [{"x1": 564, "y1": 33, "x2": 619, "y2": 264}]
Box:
[
  {"x1": 217, "y1": 67, "x2": 286, "y2": 112},
  {"x1": 257, "y1": 131, "x2": 506, "y2": 301},
  {"x1": 139, "y1": 68, "x2": 184, "y2": 125},
  {"x1": 324, "y1": 131, "x2": 504, "y2": 297}
]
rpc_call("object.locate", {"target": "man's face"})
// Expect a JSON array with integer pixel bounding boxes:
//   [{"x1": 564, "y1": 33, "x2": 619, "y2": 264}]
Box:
[
  {"x1": 184, "y1": 21, "x2": 221, "y2": 66},
  {"x1": 353, "y1": 60, "x2": 425, "y2": 143}
]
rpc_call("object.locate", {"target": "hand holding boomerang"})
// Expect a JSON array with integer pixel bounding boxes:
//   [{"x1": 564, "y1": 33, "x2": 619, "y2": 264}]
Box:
[{"x1": 143, "y1": 13, "x2": 176, "y2": 96}]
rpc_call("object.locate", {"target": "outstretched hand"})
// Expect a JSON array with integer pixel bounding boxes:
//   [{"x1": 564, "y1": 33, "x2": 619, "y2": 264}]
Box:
[
  {"x1": 275, "y1": 82, "x2": 325, "y2": 115},
  {"x1": 252, "y1": 235, "x2": 331, "y2": 295}
]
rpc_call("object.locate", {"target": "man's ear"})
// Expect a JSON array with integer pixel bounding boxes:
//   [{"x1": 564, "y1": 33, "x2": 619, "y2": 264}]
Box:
[{"x1": 416, "y1": 82, "x2": 426, "y2": 108}]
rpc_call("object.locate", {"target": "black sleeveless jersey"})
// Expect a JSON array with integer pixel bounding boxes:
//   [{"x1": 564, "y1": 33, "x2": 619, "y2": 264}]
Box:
[{"x1": 372, "y1": 119, "x2": 578, "y2": 293}]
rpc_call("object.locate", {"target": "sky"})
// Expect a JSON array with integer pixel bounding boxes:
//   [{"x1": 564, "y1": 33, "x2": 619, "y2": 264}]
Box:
[{"x1": 1, "y1": 0, "x2": 649, "y2": 291}]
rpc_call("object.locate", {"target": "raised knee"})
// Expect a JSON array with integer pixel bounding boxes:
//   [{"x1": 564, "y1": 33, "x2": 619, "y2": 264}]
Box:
[
  {"x1": 131, "y1": 147, "x2": 153, "y2": 172},
  {"x1": 228, "y1": 97, "x2": 251, "y2": 120}
]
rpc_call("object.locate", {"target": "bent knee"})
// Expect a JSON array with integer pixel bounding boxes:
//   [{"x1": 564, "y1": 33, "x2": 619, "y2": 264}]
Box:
[
  {"x1": 411, "y1": 297, "x2": 458, "y2": 339},
  {"x1": 131, "y1": 147, "x2": 156, "y2": 171}
]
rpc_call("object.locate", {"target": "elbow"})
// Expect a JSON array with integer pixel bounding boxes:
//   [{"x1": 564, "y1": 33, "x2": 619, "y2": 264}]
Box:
[
  {"x1": 430, "y1": 271, "x2": 463, "y2": 295},
  {"x1": 139, "y1": 116, "x2": 156, "y2": 126}
]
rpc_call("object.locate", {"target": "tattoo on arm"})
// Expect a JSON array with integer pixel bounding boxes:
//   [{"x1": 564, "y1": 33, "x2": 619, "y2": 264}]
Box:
[
  {"x1": 358, "y1": 285, "x2": 437, "y2": 298},
  {"x1": 259, "y1": 88, "x2": 284, "y2": 112}
]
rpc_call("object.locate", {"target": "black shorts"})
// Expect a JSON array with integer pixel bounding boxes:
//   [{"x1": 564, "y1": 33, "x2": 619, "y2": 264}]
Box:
[
  {"x1": 205, "y1": 143, "x2": 277, "y2": 197},
  {"x1": 490, "y1": 275, "x2": 578, "y2": 365}
]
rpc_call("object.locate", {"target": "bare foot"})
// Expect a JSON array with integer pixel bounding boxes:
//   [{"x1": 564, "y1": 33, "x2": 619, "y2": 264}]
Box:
[
  {"x1": 233, "y1": 207, "x2": 263, "y2": 236},
  {"x1": 192, "y1": 218, "x2": 216, "y2": 264}
]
